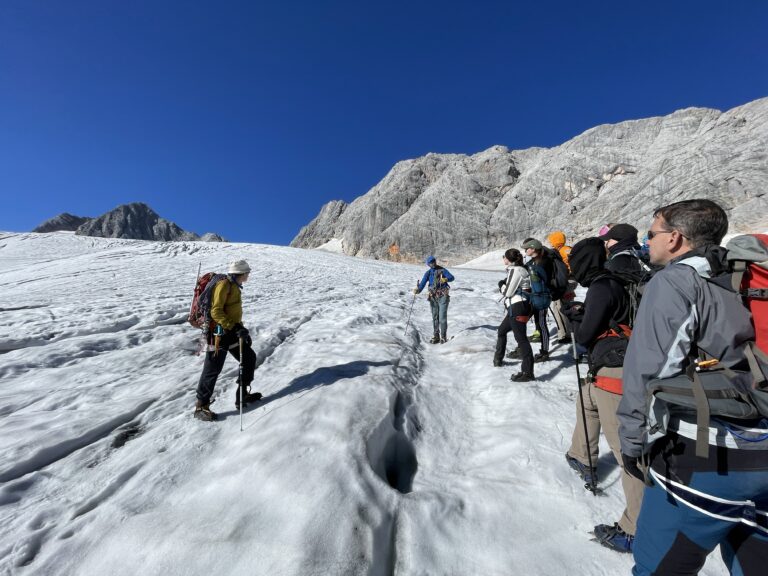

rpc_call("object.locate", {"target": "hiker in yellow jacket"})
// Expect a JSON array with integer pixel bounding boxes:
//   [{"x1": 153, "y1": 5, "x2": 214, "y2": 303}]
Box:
[
  {"x1": 547, "y1": 231, "x2": 577, "y2": 343},
  {"x1": 194, "y1": 260, "x2": 261, "y2": 421}
]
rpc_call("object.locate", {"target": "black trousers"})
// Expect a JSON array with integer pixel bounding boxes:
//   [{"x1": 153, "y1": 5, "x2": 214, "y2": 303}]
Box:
[
  {"x1": 534, "y1": 308, "x2": 550, "y2": 353},
  {"x1": 196, "y1": 330, "x2": 256, "y2": 404},
  {"x1": 495, "y1": 301, "x2": 534, "y2": 375}
]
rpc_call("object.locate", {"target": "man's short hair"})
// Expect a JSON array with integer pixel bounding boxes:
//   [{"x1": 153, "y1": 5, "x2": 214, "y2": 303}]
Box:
[{"x1": 653, "y1": 199, "x2": 728, "y2": 248}]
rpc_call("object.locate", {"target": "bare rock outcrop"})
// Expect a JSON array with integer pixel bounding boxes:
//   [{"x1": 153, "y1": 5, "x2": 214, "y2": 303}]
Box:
[
  {"x1": 75, "y1": 203, "x2": 199, "y2": 241},
  {"x1": 292, "y1": 97, "x2": 768, "y2": 263},
  {"x1": 33, "y1": 213, "x2": 92, "y2": 233}
]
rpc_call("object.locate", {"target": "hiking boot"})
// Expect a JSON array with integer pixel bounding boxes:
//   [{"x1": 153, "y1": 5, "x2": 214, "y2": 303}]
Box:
[
  {"x1": 440, "y1": 334, "x2": 447, "y2": 343},
  {"x1": 493, "y1": 359, "x2": 503, "y2": 367},
  {"x1": 593, "y1": 523, "x2": 633, "y2": 553},
  {"x1": 429, "y1": 335, "x2": 441, "y2": 344},
  {"x1": 534, "y1": 351, "x2": 550, "y2": 363},
  {"x1": 235, "y1": 387, "x2": 263, "y2": 409},
  {"x1": 510, "y1": 371, "x2": 535, "y2": 382},
  {"x1": 194, "y1": 401, "x2": 218, "y2": 422},
  {"x1": 565, "y1": 453, "x2": 597, "y2": 485},
  {"x1": 506, "y1": 349, "x2": 521, "y2": 359},
  {"x1": 529, "y1": 330, "x2": 541, "y2": 342}
]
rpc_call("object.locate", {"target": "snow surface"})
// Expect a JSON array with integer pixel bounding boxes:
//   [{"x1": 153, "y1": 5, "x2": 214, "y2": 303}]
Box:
[
  {"x1": 455, "y1": 249, "x2": 507, "y2": 271},
  {"x1": 314, "y1": 238, "x2": 345, "y2": 254},
  {"x1": 0, "y1": 232, "x2": 729, "y2": 576}
]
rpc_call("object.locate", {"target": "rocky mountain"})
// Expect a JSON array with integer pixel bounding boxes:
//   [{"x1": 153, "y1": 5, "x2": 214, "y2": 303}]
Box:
[
  {"x1": 32, "y1": 213, "x2": 92, "y2": 233},
  {"x1": 292, "y1": 97, "x2": 768, "y2": 263},
  {"x1": 74, "y1": 203, "x2": 198, "y2": 241},
  {"x1": 34, "y1": 203, "x2": 225, "y2": 241}
]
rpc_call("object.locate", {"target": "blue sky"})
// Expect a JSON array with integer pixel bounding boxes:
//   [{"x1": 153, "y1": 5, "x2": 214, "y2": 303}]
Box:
[{"x1": 2, "y1": 1, "x2": 767, "y2": 244}]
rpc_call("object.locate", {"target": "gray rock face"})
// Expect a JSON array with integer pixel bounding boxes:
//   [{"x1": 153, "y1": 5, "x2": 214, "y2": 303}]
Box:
[
  {"x1": 75, "y1": 203, "x2": 199, "y2": 241},
  {"x1": 292, "y1": 97, "x2": 768, "y2": 263},
  {"x1": 291, "y1": 200, "x2": 348, "y2": 249},
  {"x1": 199, "y1": 232, "x2": 227, "y2": 242},
  {"x1": 33, "y1": 213, "x2": 92, "y2": 233}
]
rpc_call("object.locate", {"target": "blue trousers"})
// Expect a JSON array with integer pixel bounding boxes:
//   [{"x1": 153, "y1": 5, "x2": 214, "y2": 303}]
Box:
[
  {"x1": 429, "y1": 293, "x2": 449, "y2": 338},
  {"x1": 632, "y1": 436, "x2": 768, "y2": 575}
]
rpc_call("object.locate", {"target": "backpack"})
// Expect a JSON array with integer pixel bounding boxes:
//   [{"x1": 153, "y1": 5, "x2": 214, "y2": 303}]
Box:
[
  {"x1": 648, "y1": 234, "x2": 768, "y2": 457},
  {"x1": 609, "y1": 251, "x2": 656, "y2": 328},
  {"x1": 523, "y1": 263, "x2": 552, "y2": 311},
  {"x1": 188, "y1": 272, "x2": 230, "y2": 330},
  {"x1": 546, "y1": 248, "x2": 570, "y2": 301}
]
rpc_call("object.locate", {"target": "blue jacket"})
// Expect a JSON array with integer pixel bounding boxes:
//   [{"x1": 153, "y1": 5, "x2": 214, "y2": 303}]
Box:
[{"x1": 417, "y1": 266, "x2": 454, "y2": 293}]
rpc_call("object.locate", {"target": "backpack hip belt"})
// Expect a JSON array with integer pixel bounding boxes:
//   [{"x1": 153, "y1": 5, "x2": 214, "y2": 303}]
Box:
[{"x1": 593, "y1": 366, "x2": 623, "y2": 394}]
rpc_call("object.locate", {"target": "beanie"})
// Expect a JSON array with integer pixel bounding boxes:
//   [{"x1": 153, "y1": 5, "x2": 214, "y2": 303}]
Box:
[{"x1": 228, "y1": 260, "x2": 251, "y2": 275}]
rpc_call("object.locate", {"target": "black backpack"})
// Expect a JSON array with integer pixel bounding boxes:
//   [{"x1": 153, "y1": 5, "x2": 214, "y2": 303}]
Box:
[
  {"x1": 608, "y1": 252, "x2": 655, "y2": 328},
  {"x1": 545, "y1": 248, "x2": 570, "y2": 301}
]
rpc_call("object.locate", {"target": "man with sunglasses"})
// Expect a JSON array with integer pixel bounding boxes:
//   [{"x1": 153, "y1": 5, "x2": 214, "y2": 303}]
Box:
[{"x1": 617, "y1": 199, "x2": 768, "y2": 575}]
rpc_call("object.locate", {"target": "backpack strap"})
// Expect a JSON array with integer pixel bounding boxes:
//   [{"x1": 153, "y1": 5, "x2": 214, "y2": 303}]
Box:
[
  {"x1": 745, "y1": 342, "x2": 768, "y2": 388},
  {"x1": 687, "y1": 364, "x2": 712, "y2": 458},
  {"x1": 732, "y1": 260, "x2": 748, "y2": 293}
]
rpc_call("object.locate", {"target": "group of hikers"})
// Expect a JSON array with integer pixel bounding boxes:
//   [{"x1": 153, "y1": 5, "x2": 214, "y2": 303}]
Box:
[{"x1": 189, "y1": 198, "x2": 767, "y2": 575}]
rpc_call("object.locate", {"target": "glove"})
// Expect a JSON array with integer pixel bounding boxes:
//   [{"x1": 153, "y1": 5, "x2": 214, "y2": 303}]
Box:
[
  {"x1": 413, "y1": 288, "x2": 420, "y2": 295},
  {"x1": 562, "y1": 301, "x2": 585, "y2": 322},
  {"x1": 621, "y1": 453, "x2": 645, "y2": 482},
  {"x1": 234, "y1": 324, "x2": 249, "y2": 339},
  {"x1": 498, "y1": 280, "x2": 506, "y2": 294}
]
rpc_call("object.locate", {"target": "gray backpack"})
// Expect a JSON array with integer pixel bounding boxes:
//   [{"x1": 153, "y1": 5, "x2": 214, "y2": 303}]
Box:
[{"x1": 648, "y1": 234, "x2": 768, "y2": 457}]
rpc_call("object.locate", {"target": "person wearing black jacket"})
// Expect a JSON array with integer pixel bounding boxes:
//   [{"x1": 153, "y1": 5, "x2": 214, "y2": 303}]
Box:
[
  {"x1": 563, "y1": 238, "x2": 645, "y2": 554},
  {"x1": 600, "y1": 223, "x2": 646, "y2": 278}
]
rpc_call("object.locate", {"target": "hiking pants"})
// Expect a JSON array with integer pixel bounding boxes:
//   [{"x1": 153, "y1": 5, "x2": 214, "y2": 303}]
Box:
[
  {"x1": 196, "y1": 330, "x2": 256, "y2": 405},
  {"x1": 552, "y1": 281, "x2": 577, "y2": 340},
  {"x1": 534, "y1": 308, "x2": 550, "y2": 353},
  {"x1": 567, "y1": 380, "x2": 600, "y2": 469},
  {"x1": 593, "y1": 386, "x2": 644, "y2": 536},
  {"x1": 633, "y1": 435, "x2": 768, "y2": 576},
  {"x1": 495, "y1": 302, "x2": 533, "y2": 374},
  {"x1": 429, "y1": 293, "x2": 449, "y2": 338},
  {"x1": 552, "y1": 298, "x2": 567, "y2": 340}
]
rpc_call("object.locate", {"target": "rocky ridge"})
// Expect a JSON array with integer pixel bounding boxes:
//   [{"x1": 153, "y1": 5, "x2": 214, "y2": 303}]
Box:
[
  {"x1": 33, "y1": 213, "x2": 92, "y2": 233},
  {"x1": 292, "y1": 97, "x2": 768, "y2": 263},
  {"x1": 34, "y1": 203, "x2": 225, "y2": 242}
]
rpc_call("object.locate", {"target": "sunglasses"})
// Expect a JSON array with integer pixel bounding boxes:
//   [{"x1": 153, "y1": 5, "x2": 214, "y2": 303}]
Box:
[{"x1": 647, "y1": 229, "x2": 674, "y2": 240}]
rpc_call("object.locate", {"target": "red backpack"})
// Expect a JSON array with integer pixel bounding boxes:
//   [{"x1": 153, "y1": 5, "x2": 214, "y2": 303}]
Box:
[
  {"x1": 188, "y1": 272, "x2": 229, "y2": 331},
  {"x1": 731, "y1": 233, "x2": 768, "y2": 354}
]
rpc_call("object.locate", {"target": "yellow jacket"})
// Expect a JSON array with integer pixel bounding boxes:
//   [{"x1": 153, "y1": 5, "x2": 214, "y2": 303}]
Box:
[
  {"x1": 547, "y1": 231, "x2": 572, "y2": 271},
  {"x1": 210, "y1": 278, "x2": 242, "y2": 330}
]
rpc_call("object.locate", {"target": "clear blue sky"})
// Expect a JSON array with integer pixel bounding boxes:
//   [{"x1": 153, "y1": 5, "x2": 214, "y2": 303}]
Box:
[{"x1": 2, "y1": 1, "x2": 767, "y2": 244}]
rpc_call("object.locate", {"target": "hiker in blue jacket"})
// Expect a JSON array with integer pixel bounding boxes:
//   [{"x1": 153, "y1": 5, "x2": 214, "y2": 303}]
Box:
[{"x1": 414, "y1": 255, "x2": 455, "y2": 343}]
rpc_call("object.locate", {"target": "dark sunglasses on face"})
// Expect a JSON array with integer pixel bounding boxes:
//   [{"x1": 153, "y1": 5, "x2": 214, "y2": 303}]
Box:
[{"x1": 647, "y1": 229, "x2": 674, "y2": 240}]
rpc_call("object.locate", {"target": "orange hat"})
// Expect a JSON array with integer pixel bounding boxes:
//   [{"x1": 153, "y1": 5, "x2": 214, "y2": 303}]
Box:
[{"x1": 547, "y1": 231, "x2": 566, "y2": 249}]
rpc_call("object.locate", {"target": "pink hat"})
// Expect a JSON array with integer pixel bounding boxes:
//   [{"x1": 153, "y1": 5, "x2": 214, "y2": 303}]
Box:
[{"x1": 598, "y1": 225, "x2": 612, "y2": 237}]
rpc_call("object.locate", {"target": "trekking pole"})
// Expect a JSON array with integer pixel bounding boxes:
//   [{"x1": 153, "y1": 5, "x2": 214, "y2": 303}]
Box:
[
  {"x1": 571, "y1": 331, "x2": 598, "y2": 495},
  {"x1": 189, "y1": 263, "x2": 201, "y2": 318},
  {"x1": 404, "y1": 285, "x2": 417, "y2": 336},
  {"x1": 239, "y1": 336, "x2": 244, "y2": 432}
]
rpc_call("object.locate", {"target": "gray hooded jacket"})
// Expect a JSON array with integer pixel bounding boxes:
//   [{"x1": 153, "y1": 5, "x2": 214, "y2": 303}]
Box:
[{"x1": 617, "y1": 248, "x2": 755, "y2": 457}]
